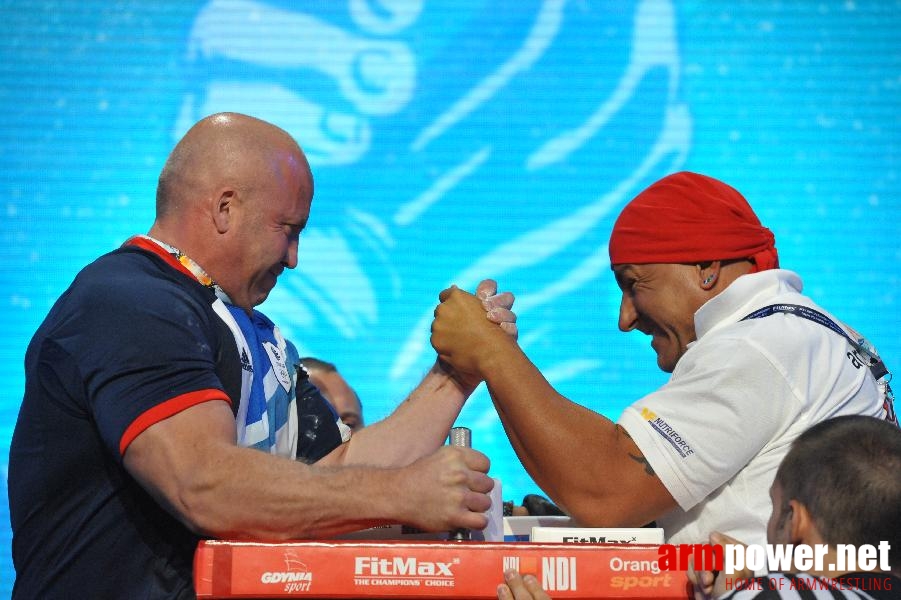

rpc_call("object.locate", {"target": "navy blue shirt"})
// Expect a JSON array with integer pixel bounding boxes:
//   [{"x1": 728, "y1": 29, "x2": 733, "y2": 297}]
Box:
[{"x1": 9, "y1": 243, "x2": 242, "y2": 599}]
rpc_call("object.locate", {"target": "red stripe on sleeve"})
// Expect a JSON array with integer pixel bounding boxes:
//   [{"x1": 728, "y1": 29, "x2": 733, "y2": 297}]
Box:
[{"x1": 119, "y1": 389, "x2": 232, "y2": 456}]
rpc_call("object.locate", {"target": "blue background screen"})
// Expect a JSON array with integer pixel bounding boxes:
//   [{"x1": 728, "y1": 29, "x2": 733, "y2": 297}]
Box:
[{"x1": 1, "y1": 1, "x2": 899, "y2": 592}]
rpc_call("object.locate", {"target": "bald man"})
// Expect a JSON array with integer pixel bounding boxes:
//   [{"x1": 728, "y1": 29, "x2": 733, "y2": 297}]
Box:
[
  {"x1": 432, "y1": 172, "x2": 897, "y2": 549},
  {"x1": 8, "y1": 113, "x2": 514, "y2": 598}
]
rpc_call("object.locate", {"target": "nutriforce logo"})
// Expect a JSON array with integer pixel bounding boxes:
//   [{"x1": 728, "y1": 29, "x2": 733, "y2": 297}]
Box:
[
  {"x1": 353, "y1": 556, "x2": 459, "y2": 590},
  {"x1": 640, "y1": 408, "x2": 694, "y2": 458},
  {"x1": 658, "y1": 542, "x2": 892, "y2": 575},
  {"x1": 260, "y1": 551, "x2": 312, "y2": 593}
]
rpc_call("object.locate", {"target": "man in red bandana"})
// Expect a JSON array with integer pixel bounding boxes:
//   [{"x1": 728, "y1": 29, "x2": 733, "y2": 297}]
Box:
[{"x1": 432, "y1": 171, "x2": 897, "y2": 549}]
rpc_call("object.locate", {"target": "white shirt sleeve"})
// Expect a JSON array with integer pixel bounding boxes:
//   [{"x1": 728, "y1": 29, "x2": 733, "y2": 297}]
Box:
[{"x1": 617, "y1": 332, "x2": 802, "y2": 510}]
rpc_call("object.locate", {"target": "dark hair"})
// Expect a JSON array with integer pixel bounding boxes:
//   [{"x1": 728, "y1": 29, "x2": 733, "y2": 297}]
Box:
[
  {"x1": 298, "y1": 357, "x2": 362, "y2": 410},
  {"x1": 775, "y1": 415, "x2": 901, "y2": 561}
]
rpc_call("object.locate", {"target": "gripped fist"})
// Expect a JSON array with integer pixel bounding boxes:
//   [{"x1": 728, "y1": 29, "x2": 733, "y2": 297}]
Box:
[
  {"x1": 400, "y1": 445, "x2": 494, "y2": 533},
  {"x1": 432, "y1": 280, "x2": 518, "y2": 387}
]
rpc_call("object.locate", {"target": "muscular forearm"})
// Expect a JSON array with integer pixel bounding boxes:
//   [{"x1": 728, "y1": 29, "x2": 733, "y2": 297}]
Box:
[
  {"x1": 125, "y1": 401, "x2": 491, "y2": 540},
  {"x1": 479, "y1": 341, "x2": 673, "y2": 526},
  {"x1": 177, "y1": 448, "x2": 415, "y2": 539},
  {"x1": 330, "y1": 361, "x2": 468, "y2": 468},
  {"x1": 202, "y1": 446, "x2": 491, "y2": 540},
  {"x1": 124, "y1": 406, "x2": 409, "y2": 539}
]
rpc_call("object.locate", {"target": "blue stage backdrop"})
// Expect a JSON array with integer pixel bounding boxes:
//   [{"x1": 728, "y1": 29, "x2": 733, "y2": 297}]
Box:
[{"x1": 1, "y1": 0, "x2": 899, "y2": 592}]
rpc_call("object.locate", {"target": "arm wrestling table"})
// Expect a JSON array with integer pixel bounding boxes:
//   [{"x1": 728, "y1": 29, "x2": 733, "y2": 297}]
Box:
[{"x1": 194, "y1": 539, "x2": 690, "y2": 599}]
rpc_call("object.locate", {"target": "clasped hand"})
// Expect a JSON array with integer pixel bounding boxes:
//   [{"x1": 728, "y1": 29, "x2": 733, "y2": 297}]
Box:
[{"x1": 431, "y1": 279, "x2": 518, "y2": 388}]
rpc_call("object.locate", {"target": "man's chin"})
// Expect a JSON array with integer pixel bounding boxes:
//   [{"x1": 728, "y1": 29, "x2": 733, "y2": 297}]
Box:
[
  {"x1": 656, "y1": 359, "x2": 676, "y2": 373},
  {"x1": 655, "y1": 350, "x2": 678, "y2": 373},
  {"x1": 252, "y1": 287, "x2": 274, "y2": 308},
  {"x1": 650, "y1": 338, "x2": 673, "y2": 372}
]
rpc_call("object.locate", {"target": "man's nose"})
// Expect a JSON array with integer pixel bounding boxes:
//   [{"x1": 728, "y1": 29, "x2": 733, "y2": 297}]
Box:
[
  {"x1": 283, "y1": 238, "x2": 299, "y2": 269},
  {"x1": 618, "y1": 294, "x2": 638, "y2": 332}
]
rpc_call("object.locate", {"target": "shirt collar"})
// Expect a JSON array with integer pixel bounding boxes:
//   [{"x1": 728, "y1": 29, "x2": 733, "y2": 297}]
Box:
[
  {"x1": 124, "y1": 235, "x2": 235, "y2": 304},
  {"x1": 692, "y1": 269, "x2": 804, "y2": 341}
]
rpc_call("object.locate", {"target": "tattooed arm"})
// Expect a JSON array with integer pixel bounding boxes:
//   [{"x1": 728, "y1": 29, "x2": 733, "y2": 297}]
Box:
[
  {"x1": 482, "y1": 355, "x2": 672, "y2": 527},
  {"x1": 623, "y1": 426, "x2": 657, "y2": 476}
]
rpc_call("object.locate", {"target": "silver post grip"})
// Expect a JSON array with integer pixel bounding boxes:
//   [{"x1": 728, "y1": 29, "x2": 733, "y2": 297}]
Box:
[
  {"x1": 449, "y1": 426, "x2": 471, "y2": 448},
  {"x1": 448, "y1": 426, "x2": 472, "y2": 541}
]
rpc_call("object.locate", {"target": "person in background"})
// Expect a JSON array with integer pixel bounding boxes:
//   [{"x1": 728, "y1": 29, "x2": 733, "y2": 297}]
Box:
[
  {"x1": 300, "y1": 357, "x2": 365, "y2": 432},
  {"x1": 690, "y1": 415, "x2": 900, "y2": 599},
  {"x1": 8, "y1": 112, "x2": 516, "y2": 598},
  {"x1": 432, "y1": 171, "x2": 897, "y2": 550}
]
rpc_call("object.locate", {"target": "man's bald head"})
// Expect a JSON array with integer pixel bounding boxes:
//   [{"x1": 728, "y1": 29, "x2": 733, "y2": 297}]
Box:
[
  {"x1": 149, "y1": 113, "x2": 314, "y2": 310},
  {"x1": 155, "y1": 113, "x2": 312, "y2": 220}
]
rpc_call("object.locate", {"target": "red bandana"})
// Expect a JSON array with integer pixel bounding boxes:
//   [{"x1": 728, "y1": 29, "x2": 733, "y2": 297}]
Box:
[{"x1": 608, "y1": 171, "x2": 778, "y2": 271}]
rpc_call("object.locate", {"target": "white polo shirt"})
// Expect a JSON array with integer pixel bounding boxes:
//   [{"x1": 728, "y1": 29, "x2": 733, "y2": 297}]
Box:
[{"x1": 618, "y1": 269, "x2": 890, "y2": 546}]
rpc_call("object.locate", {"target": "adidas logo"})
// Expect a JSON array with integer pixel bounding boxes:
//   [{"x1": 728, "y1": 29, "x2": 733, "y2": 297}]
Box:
[{"x1": 240, "y1": 348, "x2": 253, "y2": 373}]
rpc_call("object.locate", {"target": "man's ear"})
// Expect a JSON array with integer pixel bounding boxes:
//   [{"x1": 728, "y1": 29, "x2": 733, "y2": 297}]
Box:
[
  {"x1": 787, "y1": 499, "x2": 817, "y2": 545},
  {"x1": 698, "y1": 260, "x2": 722, "y2": 290},
  {"x1": 211, "y1": 189, "x2": 236, "y2": 234}
]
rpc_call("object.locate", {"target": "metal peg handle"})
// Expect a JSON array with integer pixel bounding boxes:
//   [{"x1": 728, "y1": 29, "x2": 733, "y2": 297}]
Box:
[
  {"x1": 448, "y1": 426, "x2": 472, "y2": 541},
  {"x1": 449, "y1": 426, "x2": 471, "y2": 448}
]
